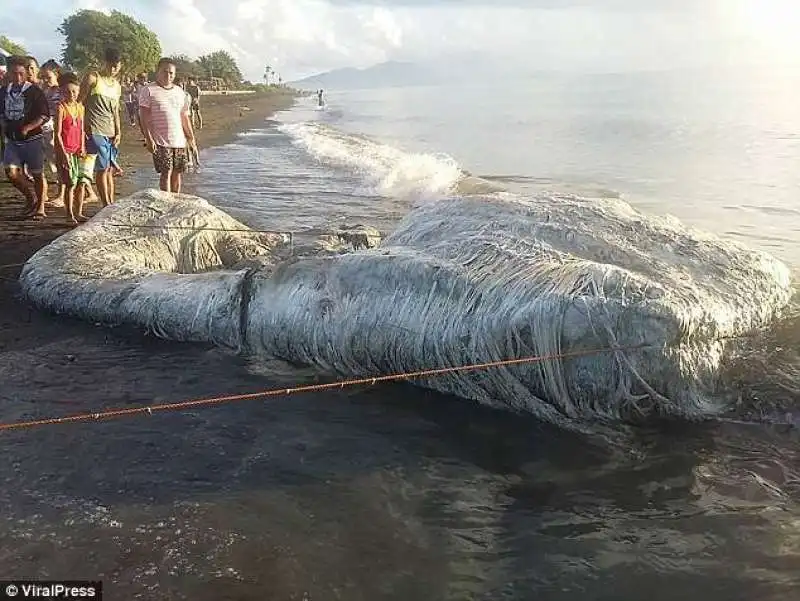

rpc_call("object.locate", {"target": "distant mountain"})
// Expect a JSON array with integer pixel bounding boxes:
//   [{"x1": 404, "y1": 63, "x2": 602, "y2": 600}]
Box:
[
  {"x1": 290, "y1": 60, "x2": 440, "y2": 90},
  {"x1": 290, "y1": 54, "x2": 737, "y2": 91},
  {"x1": 290, "y1": 56, "x2": 564, "y2": 90}
]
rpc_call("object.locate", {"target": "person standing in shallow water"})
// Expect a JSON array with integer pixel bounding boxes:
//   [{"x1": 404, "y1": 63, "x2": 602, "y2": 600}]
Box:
[
  {"x1": 79, "y1": 47, "x2": 122, "y2": 207},
  {"x1": 138, "y1": 57, "x2": 196, "y2": 193}
]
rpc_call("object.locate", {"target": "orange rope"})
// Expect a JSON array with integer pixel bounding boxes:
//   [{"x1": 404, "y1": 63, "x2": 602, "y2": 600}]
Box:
[{"x1": 0, "y1": 343, "x2": 650, "y2": 432}]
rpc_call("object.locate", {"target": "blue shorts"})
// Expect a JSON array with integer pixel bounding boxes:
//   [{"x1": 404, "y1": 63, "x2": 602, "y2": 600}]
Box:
[
  {"x1": 86, "y1": 134, "x2": 118, "y2": 171},
  {"x1": 3, "y1": 137, "x2": 45, "y2": 174}
]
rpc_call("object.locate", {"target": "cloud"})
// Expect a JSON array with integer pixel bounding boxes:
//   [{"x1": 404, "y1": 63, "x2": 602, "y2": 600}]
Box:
[{"x1": 2, "y1": 0, "x2": 798, "y2": 82}]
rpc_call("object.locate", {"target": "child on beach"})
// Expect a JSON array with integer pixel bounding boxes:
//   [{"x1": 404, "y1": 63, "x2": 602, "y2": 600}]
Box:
[
  {"x1": 54, "y1": 72, "x2": 87, "y2": 224},
  {"x1": 39, "y1": 60, "x2": 65, "y2": 206}
]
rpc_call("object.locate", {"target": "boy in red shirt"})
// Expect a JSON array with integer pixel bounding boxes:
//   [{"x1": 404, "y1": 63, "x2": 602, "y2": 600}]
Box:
[{"x1": 54, "y1": 72, "x2": 87, "y2": 224}]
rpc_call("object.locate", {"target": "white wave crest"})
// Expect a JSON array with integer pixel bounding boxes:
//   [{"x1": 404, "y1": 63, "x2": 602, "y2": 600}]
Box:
[
  {"x1": 19, "y1": 189, "x2": 794, "y2": 429},
  {"x1": 279, "y1": 122, "x2": 463, "y2": 200}
]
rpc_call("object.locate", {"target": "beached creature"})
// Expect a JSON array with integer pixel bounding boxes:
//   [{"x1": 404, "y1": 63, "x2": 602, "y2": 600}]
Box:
[{"x1": 19, "y1": 189, "x2": 793, "y2": 428}]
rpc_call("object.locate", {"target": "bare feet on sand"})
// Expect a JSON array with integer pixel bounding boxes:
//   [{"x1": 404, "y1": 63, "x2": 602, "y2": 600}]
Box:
[{"x1": 23, "y1": 205, "x2": 45, "y2": 221}]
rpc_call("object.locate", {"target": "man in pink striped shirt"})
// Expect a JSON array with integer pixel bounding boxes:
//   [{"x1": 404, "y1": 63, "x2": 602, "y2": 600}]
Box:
[{"x1": 138, "y1": 57, "x2": 196, "y2": 193}]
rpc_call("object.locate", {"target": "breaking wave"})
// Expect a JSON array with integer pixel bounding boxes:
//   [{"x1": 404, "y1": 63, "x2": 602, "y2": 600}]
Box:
[
  {"x1": 278, "y1": 120, "x2": 626, "y2": 202},
  {"x1": 279, "y1": 121, "x2": 472, "y2": 199},
  {"x1": 18, "y1": 189, "x2": 794, "y2": 431}
]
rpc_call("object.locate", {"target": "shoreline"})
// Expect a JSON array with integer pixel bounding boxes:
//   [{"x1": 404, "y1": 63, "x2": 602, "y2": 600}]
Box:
[{"x1": 0, "y1": 90, "x2": 296, "y2": 353}]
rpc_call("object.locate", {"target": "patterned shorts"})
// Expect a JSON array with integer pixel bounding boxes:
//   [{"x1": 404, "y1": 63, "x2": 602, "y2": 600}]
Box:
[
  {"x1": 58, "y1": 153, "x2": 92, "y2": 186},
  {"x1": 77, "y1": 154, "x2": 100, "y2": 183},
  {"x1": 153, "y1": 145, "x2": 188, "y2": 174}
]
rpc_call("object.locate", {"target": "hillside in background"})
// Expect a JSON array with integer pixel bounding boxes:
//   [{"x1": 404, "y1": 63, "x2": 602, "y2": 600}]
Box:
[{"x1": 290, "y1": 56, "x2": 523, "y2": 90}]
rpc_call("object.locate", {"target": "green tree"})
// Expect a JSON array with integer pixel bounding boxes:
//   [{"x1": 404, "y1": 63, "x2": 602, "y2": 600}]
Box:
[
  {"x1": 198, "y1": 50, "x2": 243, "y2": 85},
  {"x1": 171, "y1": 54, "x2": 203, "y2": 79},
  {"x1": 0, "y1": 35, "x2": 27, "y2": 56},
  {"x1": 58, "y1": 10, "x2": 161, "y2": 76}
]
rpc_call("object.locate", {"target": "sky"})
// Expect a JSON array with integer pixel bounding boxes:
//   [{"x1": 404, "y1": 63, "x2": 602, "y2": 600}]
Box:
[{"x1": 2, "y1": 0, "x2": 800, "y2": 81}]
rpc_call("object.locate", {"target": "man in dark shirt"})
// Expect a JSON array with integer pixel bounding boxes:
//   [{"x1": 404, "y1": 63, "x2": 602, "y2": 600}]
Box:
[
  {"x1": 0, "y1": 55, "x2": 50, "y2": 219},
  {"x1": 185, "y1": 77, "x2": 202, "y2": 129}
]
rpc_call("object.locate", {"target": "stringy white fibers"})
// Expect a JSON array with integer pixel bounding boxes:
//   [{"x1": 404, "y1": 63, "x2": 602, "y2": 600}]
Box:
[
  {"x1": 19, "y1": 189, "x2": 288, "y2": 348},
  {"x1": 19, "y1": 189, "x2": 794, "y2": 427}
]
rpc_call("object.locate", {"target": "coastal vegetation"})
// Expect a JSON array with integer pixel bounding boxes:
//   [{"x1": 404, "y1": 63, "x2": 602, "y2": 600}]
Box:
[
  {"x1": 18, "y1": 9, "x2": 286, "y2": 91},
  {"x1": 58, "y1": 10, "x2": 161, "y2": 76},
  {"x1": 0, "y1": 34, "x2": 27, "y2": 55}
]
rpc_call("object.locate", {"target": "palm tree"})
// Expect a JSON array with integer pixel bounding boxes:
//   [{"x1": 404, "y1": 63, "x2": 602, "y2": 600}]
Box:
[{"x1": 263, "y1": 65, "x2": 271, "y2": 85}]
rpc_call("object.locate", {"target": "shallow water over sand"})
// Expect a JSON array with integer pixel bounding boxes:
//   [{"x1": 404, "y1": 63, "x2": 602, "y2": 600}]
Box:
[
  {"x1": 2, "y1": 73, "x2": 800, "y2": 599},
  {"x1": 1, "y1": 326, "x2": 799, "y2": 599}
]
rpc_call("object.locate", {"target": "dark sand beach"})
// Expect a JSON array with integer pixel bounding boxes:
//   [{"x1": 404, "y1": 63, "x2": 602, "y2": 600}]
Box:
[{"x1": 0, "y1": 90, "x2": 363, "y2": 599}]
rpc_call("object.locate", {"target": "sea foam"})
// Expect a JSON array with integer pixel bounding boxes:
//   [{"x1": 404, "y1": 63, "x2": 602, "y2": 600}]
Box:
[{"x1": 280, "y1": 121, "x2": 463, "y2": 200}]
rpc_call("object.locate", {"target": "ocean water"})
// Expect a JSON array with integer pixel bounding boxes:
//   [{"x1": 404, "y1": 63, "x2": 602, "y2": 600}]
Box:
[
  {"x1": 202, "y1": 69, "x2": 800, "y2": 266},
  {"x1": 3, "y1": 72, "x2": 800, "y2": 599}
]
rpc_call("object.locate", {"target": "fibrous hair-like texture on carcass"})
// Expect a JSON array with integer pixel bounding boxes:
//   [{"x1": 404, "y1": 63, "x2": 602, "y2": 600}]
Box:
[
  {"x1": 19, "y1": 189, "x2": 288, "y2": 348},
  {"x1": 19, "y1": 189, "x2": 793, "y2": 426}
]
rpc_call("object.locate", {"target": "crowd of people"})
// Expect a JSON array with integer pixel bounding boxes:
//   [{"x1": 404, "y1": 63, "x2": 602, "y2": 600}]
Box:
[{"x1": 0, "y1": 47, "x2": 204, "y2": 224}]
